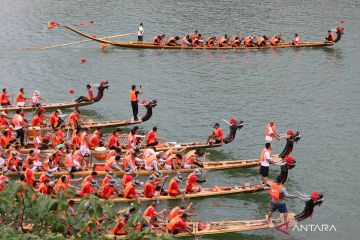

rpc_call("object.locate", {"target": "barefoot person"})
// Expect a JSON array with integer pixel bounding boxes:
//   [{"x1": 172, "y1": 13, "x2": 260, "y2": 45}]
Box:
[
  {"x1": 267, "y1": 176, "x2": 298, "y2": 223},
  {"x1": 265, "y1": 120, "x2": 280, "y2": 144}
]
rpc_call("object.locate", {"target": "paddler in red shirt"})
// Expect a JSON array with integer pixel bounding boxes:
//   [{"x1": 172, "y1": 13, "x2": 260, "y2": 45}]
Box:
[
  {"x1": 186, "y1": 169, "x2": 206, "y2": 193},
  {"x1": 206, "y1": 122, "x2": 224, "y2": 145}
]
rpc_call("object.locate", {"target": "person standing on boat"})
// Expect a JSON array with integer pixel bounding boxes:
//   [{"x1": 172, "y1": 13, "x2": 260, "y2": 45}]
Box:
[
  {"x1": 146, "y1": 126, "x2": 159, "y2": 146},
  {"x1": 138, "y1": 23, "x2": 144, "y2": 42},
  {"x1": 15, "y1": 88, "x2": 30, "y2": 107},
  {"x1": 75, "y1": 84, "x2": 94, "y2": 103},
  {"x1": 259, "y1": 142, "x2": 276, "y2": 187},
  {"x1": 267, "y1": 175, "x2": 298, "y2": 223},
  {"x1": 265, "y1": 120, "x2": 280, "y2": 144},
  {"x1": 129, "y1": 85, "x2": 143, "y2": 121},
  {"x1": 12, "y1": 109, "x2": 26, "y2": 146}
]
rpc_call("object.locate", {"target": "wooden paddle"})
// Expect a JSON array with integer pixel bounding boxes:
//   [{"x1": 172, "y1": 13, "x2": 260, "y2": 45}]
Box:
[{"x1": 24, "y1": 32, "x2": 136, "y2": 51}]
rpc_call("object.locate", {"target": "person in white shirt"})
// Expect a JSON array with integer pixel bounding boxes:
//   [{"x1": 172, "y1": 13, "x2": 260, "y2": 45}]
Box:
[
  {"x1": 259, "y1": 142, "x2": 276, "y2": 186},
  {"x1": 265, "y1": 120, "x2": 280, "y2": 143},
  {"x1": 138, "y1": 23, "x2": 144, "y2": 42}
]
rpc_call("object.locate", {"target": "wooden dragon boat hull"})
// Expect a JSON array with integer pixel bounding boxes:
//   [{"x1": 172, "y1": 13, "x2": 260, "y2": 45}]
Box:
[
  {"x1": 9, "y1": 156, "x2": 280, "y2": 177},
  {"x1": 0, "y1": 81, "x2": 109, "y2": 112},
  {"x1": 74, "y1": 182, "x2": 271, "y2": 203},
  {"x1": 64, "y1": 24, "x2": 337, "y2": 50},
  {"x1": 104, "y1": 213, "x2": 296, "y2": 238}
]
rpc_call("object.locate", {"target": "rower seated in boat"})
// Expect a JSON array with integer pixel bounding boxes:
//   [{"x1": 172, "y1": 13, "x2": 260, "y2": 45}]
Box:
[
  {"x1": 15, "y1": 88, "x2": 30, "y2": 107},
  {"x1": 1, "y1": 88, "x2": 13, "y2": 107},
  {"x1": 144, "y1": 153, "x2": 162, "y2": 172},
  {"x1": 0, "y1": 111, "x2": 10, "y2": 127},
  {"x1": 123, "y1": 180, "x2": 143, "y2": 199},
  {"x1": 166, "y1": 36, "x2": 180, "y2": 46},
  {"x1": 231, "y1": 36, "x2": 242, "y2": 47},
  {"x1": 108, "y1": 128, "x2": 122, "y2": 149},
  {"x1": 190, "y1": 30, "x2": 198, "y2": 41},
  {"x1": 292, "y1": 33, "x2": 300, "y2": 45},
  {"x1": 143, "y1": 174, "x2": 162, "y2": 198},
  {"x1": 325, "y1": 30, "x2": 335, "y2": 42},
  {"x1": 218, "y1": 35, "x2": 229, "y2": 47},
  {"x1": 49, "y1": 109, "x2": 64, "y2": 130},
  {"x1": 186, "y1": 169, "x2": 206, "y2": 193},
  {"x1": 138, "y1": 216, "x2": 160, "y2": 231},
  {"x1": 164, "y1": 152, "x2": 182, "y2": 170},
  {"x1": 122, "y1": 167, "x2": 134, "y2": 187},
  {"x1": 167, "y1": 214, "x2": 192, "y2": 234},
  {"x1": 153, "y1": 35, "x2": 165, "y2": 45},
  {"x1": 183, "y1": 150, "x2": 204, "y2": 169},
  {"x1": 6, "y1": 151, "x2": 22, "y2": 172},
  {"x1": 146, "y1": 126, "x2": 160, "y2": 147},
  {"x1": 77, "y1": 179, "x2": 99, "y2": 197},
  {"x1": 90, "y1": 128, "x2": 103, "y2": 148},
  {"x1": 245, "y1": 33, "x2": 257, "y2": 47},
  {"x1": 112, "y1": 214, "x2": 129, "y2": 235},
  {"x1": 64, "y1": 148, "x2": 82, "y2": 172},
  {"x1": 180, "y1": 35, "x2": 192, "y2": 47},
  {"x1": 168, "y1": 202, "x2": 194, "y2": 221},
  {"x1": 0, "y1": 130, "x2": 12, "y2": 149},
  {"x1": 193, "y1": 34, "x2": 203, "y2": 47},
  {"x1": 31, "y1": 90, "x2": 46, "y2": 107},
  {"x1": 100, "y1": 179, "x2": 121, "y2": 199},
  {"x1": 56, "y1": 174, "x2": 79, "y2": 193},
  {"x1": 270, "y1": 34, "x2": 282, "y2": 46},
  {"x1": 68, "y1": 108, "x2": 82, "y2": 130},
  {"x1": 105, "y1": 155, "x2": 123, "y2": 172},
  {"x1": 206, "y1": 122, "x2": 224, "y2": 145},
  {"x1": 123, "y1": 151, "x2": 139, "y2": 172},
  {"x1": 168, "y1": 175, "x2": 184, "y2": 197},
  {"x1": 206, "y1": 37, "x2": 216, "y2": 47},
  {"x1": 75, "y1": 84, "x2": 94, "y2": 103},
  {"x1": 257, "y1": 35, "x2": 269, "y2": 47}
]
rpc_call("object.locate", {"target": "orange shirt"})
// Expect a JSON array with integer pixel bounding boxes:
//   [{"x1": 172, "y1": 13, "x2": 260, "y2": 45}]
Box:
[
  {"x1": 16, "y1": 92, "x2": 25, "y2": 103},
  {"x1": 100, "y1": 183, "x2": 114, "y2": 199},
  {"x1": 146, "y1": 130, "x2": 157, "y2": 145},
  {"x1": 143, "y1": 182, "x2": 156, "y2": 198},
  {"x1": 81, "y1": 182, "x2": 95, "y2": 196}
]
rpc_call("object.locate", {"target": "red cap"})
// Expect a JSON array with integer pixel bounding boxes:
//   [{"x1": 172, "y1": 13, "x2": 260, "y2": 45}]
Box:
[
  {"x1": 311, "y1": 192, "x2": 319, "y2": 200},
  {"x1": 45, "y1": 134, "x2": 51, "y2": 139},
  {"x1": 340, "y1": 20, "x2": 345, "y2": 24},
  {"x1": 287, "y1": 130, "x2": 294, "y2": 135},
  {"x1": 229, "y1": 118, "x2": 236, "y2": 124}
]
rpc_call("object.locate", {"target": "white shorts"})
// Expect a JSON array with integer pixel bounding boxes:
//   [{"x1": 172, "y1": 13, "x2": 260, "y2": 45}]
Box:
[
  {"x1": 164, "y1": 164, "x2": 172, "y2": 170},
  {"x1": 145, "y1": 165, "x2": 153, "y2": 171},
  {"x1": 183, "y1": 163, "x2": 192, "y2": 169},
  {"x1": 265, "y1": 136, "x2": 273, "y2": 143},
  {"x1": 16, "y1": 102, "x2": 25, "y2": 107}
]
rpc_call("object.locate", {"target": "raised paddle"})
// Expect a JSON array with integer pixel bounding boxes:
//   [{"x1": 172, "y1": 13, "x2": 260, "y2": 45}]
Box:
[{"x1": 24, "y1": 32, "x2": 136, "y2": 51}]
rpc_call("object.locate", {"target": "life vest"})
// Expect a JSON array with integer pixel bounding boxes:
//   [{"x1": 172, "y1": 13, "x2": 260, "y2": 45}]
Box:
[
  {"x1": 105, "y1": 157, "x2": 116, "y2": 171},
  {"x1": 0, "y1": 116, "x2": 8, "y2": 127},
  {"x1": 270, "y1": 37, "x2": 279, "y2": 46},
  {"x1": 269, "y1": 183, "x2": 283, "y2": 201},
  {"x1": 143, "y1": 181, "x2": 156, "y2": 198},
  {"x1": 12, "y1": 114, "x2": 24, "y2": 127},
  {"x1": 257, "y1": 37, "x2": 266, "y2": 46},
  {"x1": 184, "y1": 151, "x2": 196, "y2": 165},
  {"x1": 146, "y1": 130, "x2": 157, "y2": 145},
  {"x1": 32, "y1": 114, "x2": 42, "y2": 126},
  {"x1": 260, "y1": 148, "x2": 272, "y2": 162},
  {"x1": 206, "y1": 38, "x2": 215, "y2": 47},
  {"x1": 81, "y1": 175, "x2": 93, "y2": 187},
  {"x1": 7, "y1": 157, "x2": 19, "y2": 170},
  {"x1": 16, "y1": 92, "x2": 25, "y2": 103},
  {"x1": 232, "y1": 39, "x2": 241, "y2": 47},
  {"x1": 145, "y1": 154, "x2": 157, "y2": 168},
  {"x1": 53, "y1": 134, "x2": 62, "y2": 146},
  {"x1": 123, "y1": 155, "x2": 135, "y2": 170},
  {"x1": 25, "y1": 169, "x2": 34, "y2": 186},
  {"x1": 122, "y1": 174, "x2": 133, "y2": 187},
  {"x1": 167, "y1": 215, "x2": 185, "y2": 232},
  {"x1": 0, "y1": 135, "x2": 9, "y2": 148},
  {"x1": 65, "y1": 154, "x2": 74, "y2": 168},
  {"x1": 245, "y1": 37, "x2": 253, "y2": 47},
  {"x1": 108, "y1": 134, "x2": 118, "y2": 148},
  {"x1": 213, "y1": 128, "x2": 224, "y2": 141},
  {"x1": 167, "y1": 37, "x2": 177, "y2": 45},
  {"x1": 87, "y1": 89, "x2": 94, "y2": 101},
  {"x1": 71, "y1": 134, "x2": 81, "y2": 148},
  {"x1": 186, "y1": 173, "x2": 197, "y2": 192},
  {"x1": 163, "y1": 149, "x2": 175, "y2": 160},
  {"x1": 153, "y1": 36, "x2": 162, "y2": 45},
  {"x1": 39, "y1": 174, "x2": 49, "y2": 183},
  {"x1": 168, "y1": 206, "x2": 181, "y2": 221},
  {"x1": 129, "y1": 90, "x2": 138, "y2": 102},
  {"x1": 56, "y1": 177, "x2": 69, "y2": 192},
  {"x1": 68, "y1": 111, "x2": 79, "y2": 125},
  {"x1": 124, "y1": 182, "x2": 136, "y2": 199},
  {"x1": 327, "y1": 32, "x2": 335, "y2": 42},
  {"x1": 168, "y1": 178, "x2": 179, "y2": 196},
  {"x1": 50, "y1": 113, "x2": 59, "y2": 127},
  {"x1": 165, "y1": 154, "x2": 176, "y2": 166},
  {"x1": 90, "y1": 134, "x2": 100, "y2": 148},
  {"x1": 219, "y1": 37, "x2": 227, "y2": 47},
  {"x1": 127, "y1": 133, "x2": 137, "y2": 148},
  {"x1": 1, "y1": 93, "x2": 8, "y2": 104},
  {"x1": 81, "y1": 182, "x2": 94, "y2": 196},
  {"x1": 143, "y1": 205, "x2": 156, "y2": 218},
  {"x1": 112, "y1": 219, "x2": 127, "y2": 235},
  {"x1": 100, "y1": 183, "x2": 114, "y2": 199}
]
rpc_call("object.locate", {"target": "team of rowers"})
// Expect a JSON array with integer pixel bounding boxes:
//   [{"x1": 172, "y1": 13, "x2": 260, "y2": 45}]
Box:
[{"x1": 152, "y1": 29, "x2": 340, "y2": 48}]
